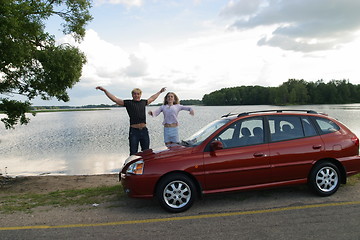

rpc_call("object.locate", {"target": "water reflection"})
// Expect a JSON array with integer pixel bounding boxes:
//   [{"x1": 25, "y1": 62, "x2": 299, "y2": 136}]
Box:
[
  {"x1": 1, "y1": 104, "x2": 360, "y2": 176},
  {"x1": 1, "y1": 153, "x2": 123, "y2": 176}
]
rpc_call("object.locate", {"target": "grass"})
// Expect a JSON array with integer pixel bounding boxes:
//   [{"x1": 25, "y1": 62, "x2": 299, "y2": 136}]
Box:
[
  {"x1": 0, "y1": 185, "x2": 125, "y2": 214},
  {"x1": 347, "y1": 173, "x2": 360, "y2": 186}
]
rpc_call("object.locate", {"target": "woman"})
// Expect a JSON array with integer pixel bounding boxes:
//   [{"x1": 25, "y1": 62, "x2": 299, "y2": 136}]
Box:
[{"x1": 149, "y1": 92, "x2": 194, "y2": 147}]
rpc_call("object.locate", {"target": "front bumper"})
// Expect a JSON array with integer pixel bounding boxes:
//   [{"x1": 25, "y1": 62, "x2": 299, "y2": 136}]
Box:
[{"x1": 120, "y1": 173, "x2": 158, "y2": 198}]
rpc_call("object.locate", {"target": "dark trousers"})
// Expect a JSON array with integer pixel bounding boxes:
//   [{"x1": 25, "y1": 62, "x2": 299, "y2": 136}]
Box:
[{"x1": 129, "y1": 127, "x2": 150, "y2": 155}]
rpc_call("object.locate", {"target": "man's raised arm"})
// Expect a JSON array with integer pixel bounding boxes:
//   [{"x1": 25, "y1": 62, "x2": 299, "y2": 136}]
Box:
[
  {"x1": 147, "y1": 87, "x2": 166, "y2": 105},
  {"x1": 96, "y1": 86, "x2": 124, "y2": 106}
]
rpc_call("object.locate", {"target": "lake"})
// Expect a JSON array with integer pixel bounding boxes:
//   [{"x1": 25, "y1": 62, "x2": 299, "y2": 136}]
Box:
[{"x1": 1, "y1": 104, "x2": 360, "y2": 176}]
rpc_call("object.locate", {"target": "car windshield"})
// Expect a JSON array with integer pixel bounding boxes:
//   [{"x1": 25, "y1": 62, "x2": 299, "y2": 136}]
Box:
[{"x1": 182, "y1": 119, "x2": 230, "y2": 146}]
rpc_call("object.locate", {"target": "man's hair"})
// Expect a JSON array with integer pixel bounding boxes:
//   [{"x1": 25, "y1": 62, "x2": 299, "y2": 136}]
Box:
[{"x1": 132, "y1": 88, "x2": 142, "y2": 94}]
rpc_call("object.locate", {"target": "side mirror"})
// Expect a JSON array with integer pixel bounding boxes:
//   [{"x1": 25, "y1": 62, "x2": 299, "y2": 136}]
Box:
[{"x1": 210, "y1": 140, "x2": 223, "y2": 151}]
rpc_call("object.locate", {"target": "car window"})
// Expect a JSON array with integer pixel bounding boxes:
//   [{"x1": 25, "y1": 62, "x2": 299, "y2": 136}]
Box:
[
  {"x1": 216, "y1": 117, "x2": 264, "y2": 148},
  {"x1": 301, "y1": 117, "x2": 317, "y2": 137},
  {"x1": 269, "y1": 116, "x2": 304, "y2": 142},
  {"x1": 314, "y1": 117, "x2": 340, "y2": 134}
]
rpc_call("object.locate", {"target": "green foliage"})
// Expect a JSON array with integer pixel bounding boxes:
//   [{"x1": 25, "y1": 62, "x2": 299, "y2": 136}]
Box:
[
  {"x1": 0, "y1": 99, "x2": 35, "y2": 129},
  {"x1": 0, "y1": 0, "x2": 92, "y2": 129},
  {"x1": 202, "y1": 79, "x2": 360, "y2": 106},
  {"x1": 180, "y1": 99, "x2": 203, "y2": 105}
]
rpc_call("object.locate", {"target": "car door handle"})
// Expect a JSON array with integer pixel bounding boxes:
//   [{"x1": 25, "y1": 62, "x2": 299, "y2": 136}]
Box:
[
  {"x1": 254, "y1": 152, "x2": 266, "y2": 157},
  {"x1": 312, "y1": 145, "x2": 322, "y2": 149}
]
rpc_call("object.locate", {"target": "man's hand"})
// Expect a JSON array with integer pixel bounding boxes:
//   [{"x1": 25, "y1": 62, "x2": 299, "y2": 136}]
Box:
[
  {"x1": 148, "y1": 87, "x2": 166, "y2": 104},
  {"x1": 96, "y1": 86, "x2": 106, "y2": 91}
]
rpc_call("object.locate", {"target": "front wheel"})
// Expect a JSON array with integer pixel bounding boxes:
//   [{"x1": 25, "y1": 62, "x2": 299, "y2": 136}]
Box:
[
  {"x1": 309, "y1": 162, "x2": 340, "y2": 196},
  {"x1": 156, "y1": 174, "x2": 197, "y2": 213}
]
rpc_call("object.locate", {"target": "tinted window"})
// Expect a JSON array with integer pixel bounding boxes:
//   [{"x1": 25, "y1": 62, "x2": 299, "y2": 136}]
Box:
[
  {"x1": 269, "y1": 116, "x2": 304, "y2": 142},
  {"x1": 216, "y1": 117, "x2": 264, "y2": 148},
  {"x1": 314, "y1": 117, "x2": 340, "y2": 134},
  {"x1": 301, "y1": 117, "x2": 317, "y2": 137}
]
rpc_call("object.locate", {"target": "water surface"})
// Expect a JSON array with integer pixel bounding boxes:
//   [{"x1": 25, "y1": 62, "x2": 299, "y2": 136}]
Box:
[{"x1": 1, "y1": 104, "x2": 360, "y2": 176}]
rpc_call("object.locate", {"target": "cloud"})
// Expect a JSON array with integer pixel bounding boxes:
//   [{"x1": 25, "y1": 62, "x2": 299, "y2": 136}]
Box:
[
  {"x1": 58, "y1": 30, "x2": 153, "y2": 86},
  {"x1": 76, "y1": 30, "x2": 131, "y2": 86},
  {"x1": 221, "y1": 0, "x2": 360, "y2": 52},
  {"x1": 94, "y1": 0, "x2": 143, "y2": 7},
  {"x1": 55, "y1": 30, "x2": 171, "y2": 104},
  {"x1": 257, "y1": 35, "x2": 340, "y2": 52},
  {"x1": 220, "y1": 0, "x2": 263, "y2": 18},
  {"x1": 124, "y1": 54, "x2": 148, "y2": 77}
]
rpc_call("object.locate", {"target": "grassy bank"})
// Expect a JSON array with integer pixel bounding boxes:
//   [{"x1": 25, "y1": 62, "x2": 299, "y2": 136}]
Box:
[{"x1": 0, "y1": 185, "x2": 124, "y2": 214}]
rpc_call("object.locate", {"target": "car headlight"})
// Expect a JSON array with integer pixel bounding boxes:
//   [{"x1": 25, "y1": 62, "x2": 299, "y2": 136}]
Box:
[
  {"x1": 126, "y1": 160, "x2": 144, "y2": 175},
  {"x1": 123, "y1": 155, "x2": 142, "y2": 166}
]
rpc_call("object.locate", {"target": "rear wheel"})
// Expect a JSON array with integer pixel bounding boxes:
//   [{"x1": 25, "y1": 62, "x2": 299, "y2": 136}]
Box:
[
  {"x1": 156, "y1": 173, "x2": 197, "y2": 213},
  {"x1": 309, "y1": 162, "x2": 340, "y2": 196}
]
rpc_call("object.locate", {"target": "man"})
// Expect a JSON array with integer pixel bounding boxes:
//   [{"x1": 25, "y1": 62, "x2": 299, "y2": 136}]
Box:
[{"x1": 96, "y1": 86, "x2": 166, "y2": 155}]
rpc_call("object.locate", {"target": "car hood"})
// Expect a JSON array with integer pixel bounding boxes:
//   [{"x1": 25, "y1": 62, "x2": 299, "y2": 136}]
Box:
[
  {"x1": 121, "y1": 144, "x2": 195, "y2": 173},
  {"x1": 137, "y1": 144, "x2": 193, "y2": 161}
]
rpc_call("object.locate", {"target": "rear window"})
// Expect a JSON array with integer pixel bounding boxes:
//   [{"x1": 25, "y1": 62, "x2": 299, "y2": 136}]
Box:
[
  {"x1": 301, "y1": 117, "x2": 317, "y2": 137},
  {"x1": 314, "y1": 117, "x2": 340, "y2": 134}
]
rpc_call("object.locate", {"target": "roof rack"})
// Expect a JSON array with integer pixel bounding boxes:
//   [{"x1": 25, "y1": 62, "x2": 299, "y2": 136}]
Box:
[
  {"x1": 222, "y1": 109, "x2": 318, "y2": 118},
  {"x1": 237, "y1": 109, "x2": 318, "y2": 117}
]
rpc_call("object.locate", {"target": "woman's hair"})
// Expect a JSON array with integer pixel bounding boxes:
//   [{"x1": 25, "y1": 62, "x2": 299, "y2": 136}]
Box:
[{"x1": 164, "y1": 92, "x2": 179, "y2": 105}]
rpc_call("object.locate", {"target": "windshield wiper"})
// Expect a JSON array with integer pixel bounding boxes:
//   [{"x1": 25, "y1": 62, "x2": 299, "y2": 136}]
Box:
[{"x1": 181, "y1": 140, "x2": 191, "y2": 146}]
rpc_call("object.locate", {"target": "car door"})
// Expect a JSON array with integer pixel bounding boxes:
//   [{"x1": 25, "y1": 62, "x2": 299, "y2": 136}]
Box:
[
  {"x1": 267, "y1": 115, "x2": 325, "y2": 183},
  {"x1": 202, "y1": 117, "x2": 271, "y2": 193}
]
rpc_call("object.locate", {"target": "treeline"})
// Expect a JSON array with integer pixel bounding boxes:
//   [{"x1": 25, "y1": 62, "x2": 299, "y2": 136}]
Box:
[
  {"x1": 31, "y1": 104, "x2": 116, "y2": 110},
  {"x1": 202, "y1": 79, "x2": 360, "y2": 106},
  {"x1": 180, "y1": 99, "x2": 202, "y2": 105},
  {"x1": 32, "y1": 100, "x2": 203, "y2": 110}
]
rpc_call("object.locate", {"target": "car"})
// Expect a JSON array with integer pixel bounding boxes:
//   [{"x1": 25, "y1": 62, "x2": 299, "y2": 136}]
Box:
[{"x1": 120, "y1": 109, "x2": 360, "y2": 213}]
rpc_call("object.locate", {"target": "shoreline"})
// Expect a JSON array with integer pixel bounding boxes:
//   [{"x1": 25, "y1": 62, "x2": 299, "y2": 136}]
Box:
[{"x1": 0, "y1": 174, "x2": 120, "y2": 196}]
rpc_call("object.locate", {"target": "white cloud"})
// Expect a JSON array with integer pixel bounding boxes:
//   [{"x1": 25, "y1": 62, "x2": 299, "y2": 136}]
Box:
[
  {"x1": 94, "y1": 0, "x2": 143, "y2": 7},
  {"x1": 124, "y1": 53, "x2": 148, "y2": 77},
  {"x1": 220, "y1": 0, "x2": 263, "y2": 18},
  {"x1": 78, "y1": 30, "x2": 131, "y2": 86},
  {"x1": 222, "y1": 0, "x2": 360, "y2": 52},
  {"x1": 59, "y1": 29, "x2": 154, "y2": 88}
]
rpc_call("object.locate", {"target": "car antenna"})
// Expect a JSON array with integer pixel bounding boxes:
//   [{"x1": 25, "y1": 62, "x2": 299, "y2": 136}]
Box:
[
  {"x1": 222, "y1": 106, "x2": 243, "y2": 118},
  {"x1": 222, "y1": 112, "x2": 232, "y2": 117}
]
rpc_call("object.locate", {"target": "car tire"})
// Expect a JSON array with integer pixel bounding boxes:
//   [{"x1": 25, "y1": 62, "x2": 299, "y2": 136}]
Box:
[
  {"x1": 309, "y1": 162, "x2": 340, "y2": 196},
  {"x1": 156, "y1": 173, "x2": 197, "y2": 213}
]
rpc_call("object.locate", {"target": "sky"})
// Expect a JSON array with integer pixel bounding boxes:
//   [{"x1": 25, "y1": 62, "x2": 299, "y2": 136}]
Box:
[{"x1": 33, "y1": 0, "x2": 360, "y2": 106}]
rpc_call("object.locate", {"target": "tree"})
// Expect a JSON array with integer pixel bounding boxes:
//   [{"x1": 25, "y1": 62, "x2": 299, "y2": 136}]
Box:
[
  {"x1": 282, "y1": 79, "x2": 309, "y2": 104},
  {"x1": 0, "y1": 0, "x2": 92, "y2": 129},
  {"x1": 275, "y1": 84, "x2": 289, "y2": 105}
]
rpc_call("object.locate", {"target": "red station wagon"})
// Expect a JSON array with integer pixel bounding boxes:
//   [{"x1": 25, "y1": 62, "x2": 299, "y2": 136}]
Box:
[{"x1": 120, "y1": 110, "x2": 360, "y2": 213}]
